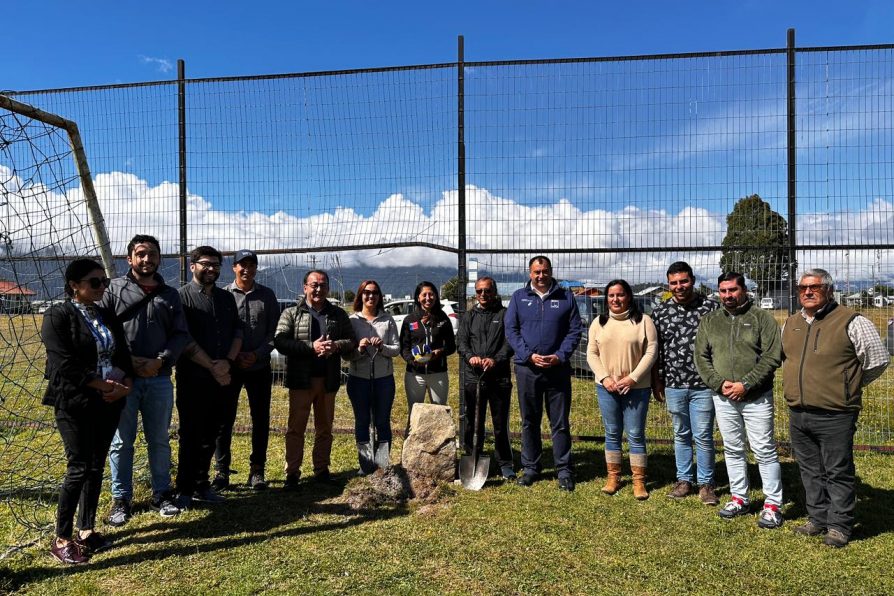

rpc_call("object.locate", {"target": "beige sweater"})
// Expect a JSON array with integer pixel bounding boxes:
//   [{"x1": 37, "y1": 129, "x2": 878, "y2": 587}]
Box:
[{"x1": 587, "y1": 311, "x2": 657, "y2": 389}]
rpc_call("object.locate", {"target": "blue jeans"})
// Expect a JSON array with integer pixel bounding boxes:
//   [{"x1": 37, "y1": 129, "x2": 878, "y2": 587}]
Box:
[
  {"x1": 108, "y1": 376, "x2": 175, "y2": 499},
  {"x1": 596, "y1": 385, "x2": 649, "y2": 454},
  {"x1": 347, "y1": 375, "x2": 395, "y2": 443},
  {"x1": 664, "y1": 386, "x2": 716, "y2": 485},
  {"x1": 713, "y1": 390, "x2": 782, "y2": 506}
]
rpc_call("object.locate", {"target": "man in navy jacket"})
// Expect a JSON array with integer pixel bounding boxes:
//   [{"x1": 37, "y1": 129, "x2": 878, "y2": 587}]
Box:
[{"x1": 505, "y1": 256, "x2": 584, "y2": 491}]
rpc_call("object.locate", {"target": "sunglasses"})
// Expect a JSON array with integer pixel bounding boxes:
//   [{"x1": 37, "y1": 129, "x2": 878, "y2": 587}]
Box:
[
  {"x1": 797, "y1": 284, "x2": 826, "y2": 294},
  {"x1": 475, "y1": 288, "x2": 494, "y2": 294},
  {"x1": 81, "y1": 277, "x2": 111, "y2": 289},
  {"x1": 362, "y1": 290, "x2": 380, "y2": 296}
]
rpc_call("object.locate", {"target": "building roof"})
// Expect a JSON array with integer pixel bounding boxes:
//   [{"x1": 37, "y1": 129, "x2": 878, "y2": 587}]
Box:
[{"x1": 0, "y1": 281, "x2": 36, "y2": 296}]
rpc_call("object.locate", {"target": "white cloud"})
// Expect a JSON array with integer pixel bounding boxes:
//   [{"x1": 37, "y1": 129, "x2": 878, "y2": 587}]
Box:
[
  {"x1": 139, "y1": 55, "x2": 174, "y2": 74},
  {"x1": 1, "y1": 166, "x2": 891, "y2": 284}
]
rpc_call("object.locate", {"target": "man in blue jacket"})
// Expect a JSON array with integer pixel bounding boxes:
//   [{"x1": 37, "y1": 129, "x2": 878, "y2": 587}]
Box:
[{"x1": 505, "y1": 256, "x2": 584, "y2": 491}]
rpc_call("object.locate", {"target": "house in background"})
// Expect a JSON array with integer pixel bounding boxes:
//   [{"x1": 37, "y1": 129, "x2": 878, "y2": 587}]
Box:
[{"x1": 0, "y1": 280, "x2": 37, "y2": 313}]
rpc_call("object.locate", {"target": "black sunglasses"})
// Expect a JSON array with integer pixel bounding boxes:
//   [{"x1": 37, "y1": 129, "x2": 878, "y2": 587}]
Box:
[{"x1": 81, "y1": 277, "x2": 111, "y2": 289}]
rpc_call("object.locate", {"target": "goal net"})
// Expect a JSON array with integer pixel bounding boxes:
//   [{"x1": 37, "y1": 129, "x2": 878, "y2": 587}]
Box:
[{"x1": 0, "y1": 95, "x2": 113, "y2": 550}]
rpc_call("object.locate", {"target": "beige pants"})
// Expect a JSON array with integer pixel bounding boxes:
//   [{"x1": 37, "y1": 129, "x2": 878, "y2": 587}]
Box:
[{"x1": 285, "y1": 377, "x2": 336, "y2": 476}]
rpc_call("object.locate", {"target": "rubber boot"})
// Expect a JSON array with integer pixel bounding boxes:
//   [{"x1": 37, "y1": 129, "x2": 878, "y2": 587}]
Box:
[
  {"x1": 602, "y1": 451, "x2": 623, "y2": 495},
  {"x1": 357, "y1": 442, "x2": 376, "y2": 475},
  {"x1": 373, "y1": 441, "x2": 391, "y2": 469},
  {"x1": 630, "y1": 453, "x2": 649, "y2": 501}
]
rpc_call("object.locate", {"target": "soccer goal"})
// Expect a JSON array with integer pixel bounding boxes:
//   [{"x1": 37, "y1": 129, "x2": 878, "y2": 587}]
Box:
[{"x1": 0, "y1": 94, "x2": 114, "y2": 549}]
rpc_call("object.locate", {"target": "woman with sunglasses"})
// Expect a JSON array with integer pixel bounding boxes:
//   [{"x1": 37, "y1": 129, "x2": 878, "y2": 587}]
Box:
[
  {"x1": 399, "y1": 281, "x2": 456, "y2": 434},
  {"x1": 41, "y1": 259, "x2": 133, "y2": 564},
  {"x1": 345, "y1": 280, "x2": 400, "y2": 473},
  {"x1": 586, "y1": 279, "x2": 657, "y2": 500}
]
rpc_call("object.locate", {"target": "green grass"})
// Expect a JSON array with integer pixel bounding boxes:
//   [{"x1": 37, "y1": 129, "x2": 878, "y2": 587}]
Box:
[{"x1": 2, "y1": 434, "x2": 893, "y2": 594}]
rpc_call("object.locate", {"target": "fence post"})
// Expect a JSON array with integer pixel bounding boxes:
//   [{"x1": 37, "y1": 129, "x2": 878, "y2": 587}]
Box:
[
  {"x1": 178, "y1": 59, "x2": 188, "y2": 286},
  {"x1": 457, "y1": 35, "x2": 467, "y2": 447},
  {"x1": 786, "y1": 29, "x2": 798, "y2": 313}
]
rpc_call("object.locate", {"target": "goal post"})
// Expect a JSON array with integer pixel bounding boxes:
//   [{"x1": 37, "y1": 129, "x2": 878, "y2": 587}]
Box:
[{"x1": 0, "y1": 94, "x2": 115, "y2": 278}]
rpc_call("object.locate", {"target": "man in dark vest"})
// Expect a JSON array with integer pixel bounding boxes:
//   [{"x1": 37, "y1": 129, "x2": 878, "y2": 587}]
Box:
[{"x1": 782, "y1": 268, "x2": 889, "y2": 548}]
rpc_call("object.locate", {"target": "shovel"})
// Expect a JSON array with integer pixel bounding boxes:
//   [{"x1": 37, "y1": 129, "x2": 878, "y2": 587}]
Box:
[
  {"x1": 367, "y1": 345, "x2": 390, "y2": 470},
  {"x1": 459, "y1": 372, "x2": 490, "y2": 490}
]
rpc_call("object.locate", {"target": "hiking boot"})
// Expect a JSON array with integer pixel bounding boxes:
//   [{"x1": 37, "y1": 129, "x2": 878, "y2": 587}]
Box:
[
  {"x1": 150, "y1": 492, "x2": 182, "y2": 518},
  {"x1": 698, "y1": 484, "x2": 719, "y2": 506},
  {"x1": 211, "y1": 473, "x2": 230, "y2": 491},
  {"x1": 75, "y1": 531, "x2": 112, "y2": 555},
  {"x1": 757, "y1": 504, "x2": 783, "y2": 529},
  {"x1": 50, "y1": 539, "x2": 88, "y2": 565},
  {"x1": 107, "y1": 498, "x2": 131, "y2": 527},
  {"x1": 283, "y1": 473, "x2": 301, "y2": 491},
  {"x1": 193, "y1": 486, "x2": 226, "y2": 504},
  {"x1": 793, "y1": 520, "x2": 827, "y2": 537},
  {"x1": 667, "y1": 480, "x2": 693, "y2": 500},
  {"x1": 718, "y1": 496, "x2": 750, "y2": 519},
  {"x1": 248, "y1": 471, "x2": 268, "y2": 491},
  {"x1": 823, "y1": 528, "x2": 849, "y2": 548}
]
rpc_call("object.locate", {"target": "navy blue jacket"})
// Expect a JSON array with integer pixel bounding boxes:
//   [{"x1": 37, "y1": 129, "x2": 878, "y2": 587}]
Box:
[{"x1": 504, "y1": 282, "x2": 584, "y2": 365}]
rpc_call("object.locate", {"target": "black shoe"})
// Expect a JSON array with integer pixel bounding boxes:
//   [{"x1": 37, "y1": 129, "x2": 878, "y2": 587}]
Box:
[
  {"x1": 75, "y1": 531, "x2": 112, "y2": 555},
  {"x1": 150, "y1": 492, "x2": 182, "y2": 518},
  {"x1": 193, "y1": 486, "x2": 226, "y2": 503},
  {"x1": 500, "y1": 465, "x2": 517, "y2": 481},
  {"x1": 248, "y1": 471, "x2": 267, "y2": 491},
  {"x1": 107, "y1": 498, "x2": 131, "y2": 527},
  {"x1": 283, "y1": 473, "x2": 301, "y2": 491},
  {"x1": 211, "y1": 473, "x2": 230, "y2": 491},
  {"x1": 314, "y1": 469, "x2": 336, "y2": 484},
  {"x1": 516, "y1": 473, "x2": 536, "y2": 487},
  {"x1": 558, "y1": 477, "x2": 575, "y2": 492}
]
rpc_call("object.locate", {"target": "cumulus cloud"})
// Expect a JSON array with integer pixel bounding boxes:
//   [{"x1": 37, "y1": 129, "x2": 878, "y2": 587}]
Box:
[
  {"x1": 1, "y1": 166, "x2": 891, "y2": 284},
  {"x1": 139, "y1": 55, "x2": 174, "y2": 74}
]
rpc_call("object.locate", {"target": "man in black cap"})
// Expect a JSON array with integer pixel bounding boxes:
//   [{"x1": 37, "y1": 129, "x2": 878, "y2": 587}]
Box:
[{"x1": 215, "y1": 249, "x2": 280, "y2": 490}]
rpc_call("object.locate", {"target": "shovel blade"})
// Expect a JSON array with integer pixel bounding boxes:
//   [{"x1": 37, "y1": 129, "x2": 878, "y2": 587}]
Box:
[{"x1": 459, "y1": 455, "x2": 490, "y2": 491}]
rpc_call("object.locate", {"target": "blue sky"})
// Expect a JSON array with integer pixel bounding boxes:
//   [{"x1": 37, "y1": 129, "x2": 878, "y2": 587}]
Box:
[
  {"x1": 7, "y1": 1, "x2": 894, "y2": 91},
  {"x1": 4, "y1": 1, "x2": 893, "y2": 284}
]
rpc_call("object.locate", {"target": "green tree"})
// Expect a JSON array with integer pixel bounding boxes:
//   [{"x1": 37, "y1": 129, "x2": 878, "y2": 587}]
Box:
[
  {"x1": 720, "y1": 194, "x2": 790, "y2": 295},
  {"x1": 441, "y1": 276, "x2": 462, "y2": 303},
  {"x1": 343, "y1": 289, "x2": 355, "y2": 304}
]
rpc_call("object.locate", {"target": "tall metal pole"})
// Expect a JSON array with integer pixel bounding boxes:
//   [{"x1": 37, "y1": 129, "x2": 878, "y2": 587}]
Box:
[
  {"x1": 178, "y1": 59, "x2": 188, "y2": 286},
  {"x1": 457, "y1": 35, "x2": 467, "y2": 448},
  {"x1": 786, "y1": 29, "x2": 798, "y2": 313}
]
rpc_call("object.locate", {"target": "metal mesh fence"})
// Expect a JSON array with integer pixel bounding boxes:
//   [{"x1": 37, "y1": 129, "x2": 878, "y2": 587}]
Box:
[{"x1": 4, "y1": 44, "x2": 893, "y2": 460}]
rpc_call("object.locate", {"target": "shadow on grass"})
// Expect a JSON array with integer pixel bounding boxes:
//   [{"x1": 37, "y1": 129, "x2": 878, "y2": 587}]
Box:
[{"x1": 5, "y1": 470, "x2": 409, "y2": 590}]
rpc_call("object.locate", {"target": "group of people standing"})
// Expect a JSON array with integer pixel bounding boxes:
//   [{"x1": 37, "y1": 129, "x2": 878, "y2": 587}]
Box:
[{"x1": 40, "y1": 240, "x2": 888, "y2": 565}]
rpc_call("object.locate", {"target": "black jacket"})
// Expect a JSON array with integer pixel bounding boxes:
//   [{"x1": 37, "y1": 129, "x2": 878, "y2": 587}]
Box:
[
  {"x1": 41, "y1": 301, "x2": 133, "y2": 411},
  {"x1": 399, "y1": 308, "x2": 456, "y2": 374},
  {"x1": 457, "y1": 302, "x2": 513, "y2": 382}
]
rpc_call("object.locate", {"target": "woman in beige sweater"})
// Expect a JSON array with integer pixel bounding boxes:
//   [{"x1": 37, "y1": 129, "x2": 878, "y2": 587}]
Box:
[{"x1": 587, "y1": 279, "x2": 657, "y2": 500}]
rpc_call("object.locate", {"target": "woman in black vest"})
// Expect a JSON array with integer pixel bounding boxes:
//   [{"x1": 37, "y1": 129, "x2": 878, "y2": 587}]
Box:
[{"x1": 42, "y1": 259, "x2": 132, "y2": 564}]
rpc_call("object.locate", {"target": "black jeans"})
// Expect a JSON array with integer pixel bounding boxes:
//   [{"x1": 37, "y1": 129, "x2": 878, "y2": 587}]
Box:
[
  {"x1": 175, "y1": 373, "x2": 226, "y2": 495},
  {"x1": 789, "y1": 407, "x2": 860, "y2": 537},
  {"x1": 515, "y1": 364, "x2": 573, "y2": 479},
  {"x1": 215, "y1": 365, "x2": 273, "y2": 475},
  {"x1": 462, "y1": 377, "x2": 513, "y2": 469},
  {"x1": 54, "y1": 403, "x2": 121, "y2": 538}
]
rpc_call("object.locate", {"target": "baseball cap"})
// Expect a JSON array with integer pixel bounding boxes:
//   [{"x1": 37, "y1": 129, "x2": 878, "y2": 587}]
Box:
[{"x1": 234, "y1": 249, "x2": 258, "y2": 264}]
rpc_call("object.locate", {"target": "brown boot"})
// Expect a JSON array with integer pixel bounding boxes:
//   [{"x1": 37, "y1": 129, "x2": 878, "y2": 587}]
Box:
[
  {"x1": 630, "y1": 453, "x2": 649, "y2": 501},
  {"x1": 602, "y1": 451, "x2": 623, "y2": 495}
]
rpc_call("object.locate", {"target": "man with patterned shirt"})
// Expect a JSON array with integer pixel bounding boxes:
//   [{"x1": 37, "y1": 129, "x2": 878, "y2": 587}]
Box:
[
  {"x1": 783, "y1": 268, "x2": 889, "y2": 548},
  {"x1": 651, "y1": 261, "x2": 720, "y2": 504}
]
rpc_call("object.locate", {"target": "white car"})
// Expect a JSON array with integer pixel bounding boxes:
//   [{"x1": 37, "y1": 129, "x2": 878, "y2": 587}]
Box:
[
  {"x1": 759, "y1": 297, "x2": 777, "y2": 310},
  {"x1": 384, "y1": 299, "x2": 460, "y2": 336}
]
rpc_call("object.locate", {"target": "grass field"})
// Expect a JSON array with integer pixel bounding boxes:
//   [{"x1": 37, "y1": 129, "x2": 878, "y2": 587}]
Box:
[{"x1": 1, "y1": 434, "x2": 893, "y2": 594}]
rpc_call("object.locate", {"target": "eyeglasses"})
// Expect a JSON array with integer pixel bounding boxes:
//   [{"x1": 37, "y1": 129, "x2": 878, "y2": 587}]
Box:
[
  {"x1": 194, "y1": 260, "x2": 221, "y2": 270},
  {"x1": 80, "y1": 277, "x2": 111, "y2": 289},
  {"x1": 475, "y1": 288, "x2": 494, "y2": 294},
  {"x1": 362, "y1": 290, "x2": 380, "y2": 296},
  {"x1": 306, "y1": 283, "x2": 329, "y2": 290},
  {"x1": 797, "y1": 284, "x2": 826, "y2": 294}
]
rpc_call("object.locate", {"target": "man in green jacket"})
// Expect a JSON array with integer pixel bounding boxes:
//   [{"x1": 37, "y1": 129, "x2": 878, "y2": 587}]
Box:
[
  {"x1": 274, "y1": 270, "x2": 355, "y2": 489},
  {"x1": 694, "y1": 272, "x2": 783, "y2": 529}
]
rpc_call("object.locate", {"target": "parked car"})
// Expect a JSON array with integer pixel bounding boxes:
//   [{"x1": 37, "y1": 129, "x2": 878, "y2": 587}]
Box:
[
  {"x1": 570, "y1": 294, "x2": 656, "y2": 374},
  {"x1": 759, "y1": 297, "x2": 777, "y2": 310},
  {"x1": 384, "y1": 299, "x2": 460, "y2": 336}
]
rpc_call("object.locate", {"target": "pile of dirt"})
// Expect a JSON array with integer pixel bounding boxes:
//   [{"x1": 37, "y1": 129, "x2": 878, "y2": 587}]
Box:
[{"x1": 344, "y1": 465, "x2": 453, "y2": 511}]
